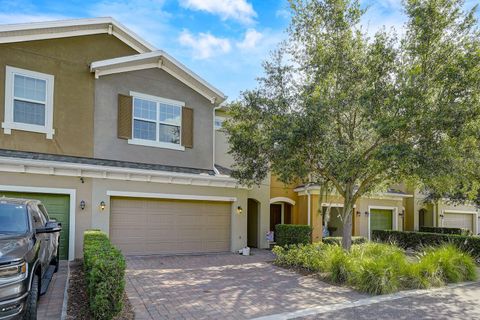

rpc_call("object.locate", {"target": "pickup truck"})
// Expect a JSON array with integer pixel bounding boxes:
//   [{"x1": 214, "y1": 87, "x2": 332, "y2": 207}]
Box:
[{"x1": 0, "y1": 197, "x2": 62, "y2": 320}]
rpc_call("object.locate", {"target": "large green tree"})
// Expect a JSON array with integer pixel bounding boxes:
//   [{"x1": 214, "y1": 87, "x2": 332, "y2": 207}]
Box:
[{"x1": 224, "y1": 0, "x2": 480, "y2": 249}]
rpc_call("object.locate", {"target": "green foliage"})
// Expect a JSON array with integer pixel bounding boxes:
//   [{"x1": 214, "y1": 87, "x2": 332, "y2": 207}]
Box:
[
  {"x1": 372, "y1": 230, "x2": 480, "y2": 259},
  {"x1": 417, "y1": 245, "x2": 478, "y2": 284},
  {"x1": 275, "y1": 224, "x2": 312, "y2": 246},
  {"x1": 322, "y1": 236, "x2": 367, "y2": 245},
  {"x1": 273, "y1": 242, "x2": 477, "y2": 295},
  {"x1": 224, "y1": 0, "x2": 480, "y2": 251},
  {"x1": 419, "y1": 226, "x2": 471, "y2": 236},
  {"x1": 83, "y1": 230, "x2": 126, "y2": 320}
]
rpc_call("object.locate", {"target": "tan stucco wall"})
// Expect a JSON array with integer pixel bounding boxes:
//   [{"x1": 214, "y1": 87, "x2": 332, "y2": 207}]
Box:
[
  {"x1": 247, "y1": 179, "x2": 271, "y2": 249},
  {"x1": 0, "y1": 172, "x2": 92, "y2": 259},
  {"x1": 0, "y1": 34, "x2": 137, "y2": 157}
]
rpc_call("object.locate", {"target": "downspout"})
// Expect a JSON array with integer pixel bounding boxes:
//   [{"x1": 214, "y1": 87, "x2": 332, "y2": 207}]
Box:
[
  {"x1": 212, "y1": 101, "x2": 221, "y2": 175},
  {"x1": 307, "y1": 187, "x2": 311, "y2": 226}
]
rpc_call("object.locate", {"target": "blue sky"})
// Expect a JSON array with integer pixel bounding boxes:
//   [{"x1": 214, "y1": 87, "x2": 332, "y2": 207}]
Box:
[{"x1": 0, "y1": 0, "x2": 477, "y2": 100}]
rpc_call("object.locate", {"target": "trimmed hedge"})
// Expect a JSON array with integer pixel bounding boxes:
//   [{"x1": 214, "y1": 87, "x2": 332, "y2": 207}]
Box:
[
  {"x1": 84, "y1": 230, "x2": 126, "y2": 320},
  {"x1": 275, "y1": 224, "x2": 312, "y2": 246},
  {"x1": 372, "y1": 230, "x2": 480, "y2": 259},
  {"x1": 419, "y1": 226, "x2": 471, "y2": 236},
  {"x1": 322, "y1": 236, "x2": 367, "y2": 245}
]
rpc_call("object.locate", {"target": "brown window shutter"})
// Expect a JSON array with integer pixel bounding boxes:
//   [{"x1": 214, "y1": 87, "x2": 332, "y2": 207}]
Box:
[
  {"x1": 118, "y1": 94, "x2": 133, "y2": 140},
  {"x1": 181, "y1": 107, "x2": 193, "y2": 148}
]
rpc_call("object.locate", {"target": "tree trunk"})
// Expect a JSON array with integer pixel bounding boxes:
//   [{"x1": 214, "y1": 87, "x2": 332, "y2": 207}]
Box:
[
  {"x1": 341, "y1": 184, "x2": 355, "y2": 250},
  {"x1": 341, "y1": 206, "x2": 353, "y2": 250}
]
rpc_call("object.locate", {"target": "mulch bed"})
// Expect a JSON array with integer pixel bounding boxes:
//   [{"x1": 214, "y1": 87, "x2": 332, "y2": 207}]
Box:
[{"x1": 66, "y1": 260, "x2": 134, "y2": 320}]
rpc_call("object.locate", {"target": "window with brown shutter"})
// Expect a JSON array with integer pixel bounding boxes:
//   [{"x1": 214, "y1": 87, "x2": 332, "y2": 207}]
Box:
[
  {"x1": 118, "y1": 94, "x2": 132, "y2": 140},
  {"x1": 181, "y1": 107, "x2": 193, "y2": 148}
]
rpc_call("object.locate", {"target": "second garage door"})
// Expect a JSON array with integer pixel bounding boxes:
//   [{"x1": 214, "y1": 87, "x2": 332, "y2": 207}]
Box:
[
  {"x1": 443, "y1": 212, "x2": 474, "y2": 233},
  {"x1": 110, "y1": 197, "x2": 231, "y2": 255}
]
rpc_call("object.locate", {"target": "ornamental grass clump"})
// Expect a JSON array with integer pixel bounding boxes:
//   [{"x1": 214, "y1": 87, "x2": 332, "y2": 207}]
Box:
[
  {"x1": 272, "y1": 241, "x2": 477, "y2": 295},
  {"x1": 349, "y1": 243, "x2": 411, "y2": 294},
  {"x1": 417, "y1": 244, "x2": 477, "y2": 284}
]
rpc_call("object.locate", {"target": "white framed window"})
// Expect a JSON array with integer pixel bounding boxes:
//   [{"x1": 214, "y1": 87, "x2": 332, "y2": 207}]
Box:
[
  {"x1": 2, "y1": 66, "x2": 55, "y2": 139},
  {"x1": 215, "y1": 116, "x2": 225, "y2": 130},
  {"x1": 128, "y1": 91, "x2": 185, "y2": 151}
]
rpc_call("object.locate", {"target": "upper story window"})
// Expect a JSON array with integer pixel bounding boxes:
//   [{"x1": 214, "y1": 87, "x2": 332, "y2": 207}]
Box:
[
  {"x1": 2, "y1": 66, "x2": 55, "y2": 139},
  {"x1": 215, "y1": 116, "x2": 225, "y2": 130},
  {"x1": 128, "y1": 91, "x2": 185, "y2": 151}
]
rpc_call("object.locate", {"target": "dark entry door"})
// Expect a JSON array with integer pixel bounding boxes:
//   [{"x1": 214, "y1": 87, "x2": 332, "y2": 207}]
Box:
[{"x1": 270, "y1": 204, "x2": 282, "y2": 241}]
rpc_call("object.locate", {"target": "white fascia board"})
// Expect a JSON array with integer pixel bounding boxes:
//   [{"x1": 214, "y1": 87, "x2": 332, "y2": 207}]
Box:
[
  {"x1": 90, "y1": 50, "x2": 227, "y2": 103},
  {"x1": 0, "y1": 17, "x2": 155, "y2": 53},
  {"x1": 0, "y1": 156, "x2": 246, "y2": 189},
  {"x1": 106, "y1": 190, "x2": 237, "y2": 202}
]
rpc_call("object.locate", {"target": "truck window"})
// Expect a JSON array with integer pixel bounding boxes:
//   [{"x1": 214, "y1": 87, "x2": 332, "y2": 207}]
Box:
[
  {"x1": 0, "y1": 202, "x2": 29, "y2": 234},
  {"x1": 29, "y1": 205, "x2": 45, "y2": 229}
]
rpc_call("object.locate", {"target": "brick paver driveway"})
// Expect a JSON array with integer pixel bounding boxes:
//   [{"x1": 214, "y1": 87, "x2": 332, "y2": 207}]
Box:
[{"x1": 125, "y1": 249, "x2": 366, "y2": 320}]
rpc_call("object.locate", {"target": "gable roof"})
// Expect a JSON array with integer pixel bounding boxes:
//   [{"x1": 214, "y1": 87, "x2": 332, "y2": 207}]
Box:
[
  {"x1": 90, "y1": 51, "x2": 227, "y2": 103},
  {"x1": 0, "y1": 17, "x2": 155, "y2": 53}
]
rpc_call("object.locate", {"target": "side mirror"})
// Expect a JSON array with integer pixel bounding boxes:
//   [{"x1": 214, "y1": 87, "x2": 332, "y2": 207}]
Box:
[{"x1": 36, "y1": 221, "x2": 62, "y2": 234}]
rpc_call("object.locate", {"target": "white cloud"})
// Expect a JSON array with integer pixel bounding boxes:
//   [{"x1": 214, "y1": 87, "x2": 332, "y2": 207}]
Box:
[
  {"x1": 90, "y1": 0, "x2": 172, "y2": 48},
  {"x1": 179, "y1": 0, "x2": 257, "y2": 24},
  {"x1": 236, "y1": 28, "x2": 263, "y2": 50},
  {"x1": 179, "y1": 30, "x2": 231, "y2": 59}
]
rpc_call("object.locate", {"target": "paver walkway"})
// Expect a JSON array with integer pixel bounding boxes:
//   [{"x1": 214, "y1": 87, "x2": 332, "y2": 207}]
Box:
[
  {"x1": 125, "y1": 250, "x2": 366, "y2": 320},
  {"x1": 38, "y1": 261, "x2": 68, "y2": 320}
]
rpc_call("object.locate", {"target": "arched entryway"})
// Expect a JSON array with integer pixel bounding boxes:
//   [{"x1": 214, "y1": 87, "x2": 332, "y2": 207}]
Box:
[
  {"x1": 247, "y1": 198, "x2": 260, "y2": 248},
  {"x1": 269, "y1": 197, "x2": 295, "y2": 241}
]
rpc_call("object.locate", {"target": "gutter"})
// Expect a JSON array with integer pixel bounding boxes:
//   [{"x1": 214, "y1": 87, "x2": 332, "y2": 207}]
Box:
[{"x1": 212, "y1": 104, "x2": 222, "y2": 175}]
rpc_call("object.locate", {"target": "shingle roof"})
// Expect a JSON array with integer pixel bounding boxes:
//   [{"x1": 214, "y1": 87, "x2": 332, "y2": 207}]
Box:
[{"x1": 0, "y1": 149, "x2": 215, "y2": 175}]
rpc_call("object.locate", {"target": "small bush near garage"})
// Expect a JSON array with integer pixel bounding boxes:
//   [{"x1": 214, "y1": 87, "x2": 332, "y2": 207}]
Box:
[
  {"x1": 275, "y1": 224, "x2": 312, "y2": 246},
  {"x1": 372, "y1": 230, "x2": 480, "y2": 259},
  {"x1": 419, "y1": 226, "x2": 471, "y2": 236},
  {"x1": 272, "y1": 242, "x2": 477, "y2": 295},
  {"x1": 322, "y1": 236, "x2": 367, "y2": 246},
  {"x1": 84, "y1": 230, "x2": 126, "y2": 320}
]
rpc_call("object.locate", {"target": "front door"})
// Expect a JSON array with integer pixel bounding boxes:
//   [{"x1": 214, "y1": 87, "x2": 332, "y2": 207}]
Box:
[{"x1": 270, "y1": 204, "x2": 282, "y2": 238}]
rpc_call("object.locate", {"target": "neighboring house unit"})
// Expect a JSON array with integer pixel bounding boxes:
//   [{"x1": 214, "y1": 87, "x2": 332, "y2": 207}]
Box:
[
  {"x1": 0, "y1": 18, "x2": 272, "y2": 260},
  {"x1": 265, "y1": 178, "x2": 479, "y2": 241}
]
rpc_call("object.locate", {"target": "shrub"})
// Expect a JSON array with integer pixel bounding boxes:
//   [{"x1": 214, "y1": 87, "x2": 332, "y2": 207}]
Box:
[
  {"x1": 418, "y1": 244, "x2": 477, "y2": 284},
  {"x1": 272, "y1": 241, "x2": 478, "y2": 295},
  {"x1": 419, "y1": 226, "x2": 471, "y2": 236},
  {"x1": 372, "y1": 230, "x2": 480, "y2": 259},
  {"x1": 83, "y1": 230, "x2": 126, "y2": 320},
  {"x1": 275, "y1": 224, "x2": 312, "y2": 246},
  {"x1": 322, "y1": 236, "x2": 367, "y2": 246}
]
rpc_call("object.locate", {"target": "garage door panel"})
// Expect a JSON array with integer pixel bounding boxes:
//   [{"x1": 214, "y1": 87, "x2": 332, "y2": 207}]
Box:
[
  {"x1": 444, "y1": 212, "x2": 473, "y2": 232},
  {"x1": 110, "y1": 197, "x2": 231, "y2": 255}
]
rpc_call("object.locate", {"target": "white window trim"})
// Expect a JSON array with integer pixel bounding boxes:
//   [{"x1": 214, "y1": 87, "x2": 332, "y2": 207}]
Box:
[
  {"x1": 2, "y1": 66, "x2": 55, "y2": 139},
  {"x1": 128, "y1": 91, "x2": 185, "y2": 151}
]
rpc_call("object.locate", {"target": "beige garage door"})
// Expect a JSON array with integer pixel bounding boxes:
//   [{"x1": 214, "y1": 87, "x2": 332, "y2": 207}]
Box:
[
  {"x1": 110, "y1": 197, "x2": 231, "y2": 255},
  {"x1": 443, "y1": 212, "x2": 473, "y2": 232}
]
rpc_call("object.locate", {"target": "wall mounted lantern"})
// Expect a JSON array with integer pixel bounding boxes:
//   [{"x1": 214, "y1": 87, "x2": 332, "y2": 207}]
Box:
[
  {"x1": 356, "y1": 211, "x2": 361, "y2": 217},
  {"x1": 100, "y1": 201, "x2": 106, "y2": 211},
  {"x1": 399, "y1": 210, "x2": 405, "y2": 217},
  {"x1": 80, "y1": 200, "x2": 86, "y2": 210},
  {"x1": 236, "y1": 206, "x2": 243, "y2": 215},
  {"x1": 364, "y1": 211, "x2": 369, "y2": 216}
]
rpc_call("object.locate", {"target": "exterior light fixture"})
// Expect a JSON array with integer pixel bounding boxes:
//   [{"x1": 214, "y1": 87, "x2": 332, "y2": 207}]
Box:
[
  {"x1": 236, "y1": 206, "x2": 243, "y2": 214},
  {"x1": 100, "y1": 201, "x2": 106, "y2": 211},
  {"x1": 439, "y1": 213, "x2": 444, "y2": 218},
  {"x1": 399, "y1": 210, "x2": 405, "y2": 217},
  {"x1": 80, "y1": 200, "x2": 86, "y2": 210},
  {"x1": 356, "y1": 211, "x2": 361, "y2": 217},
  {"x1": 364, "y1": 211, "x2": 369, "y2": 216}
]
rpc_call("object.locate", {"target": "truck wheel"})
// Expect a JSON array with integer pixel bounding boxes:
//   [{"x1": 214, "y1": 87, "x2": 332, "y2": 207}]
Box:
[{"x1": 23, "y1": 274, "x2": 39, "y2": 320}]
